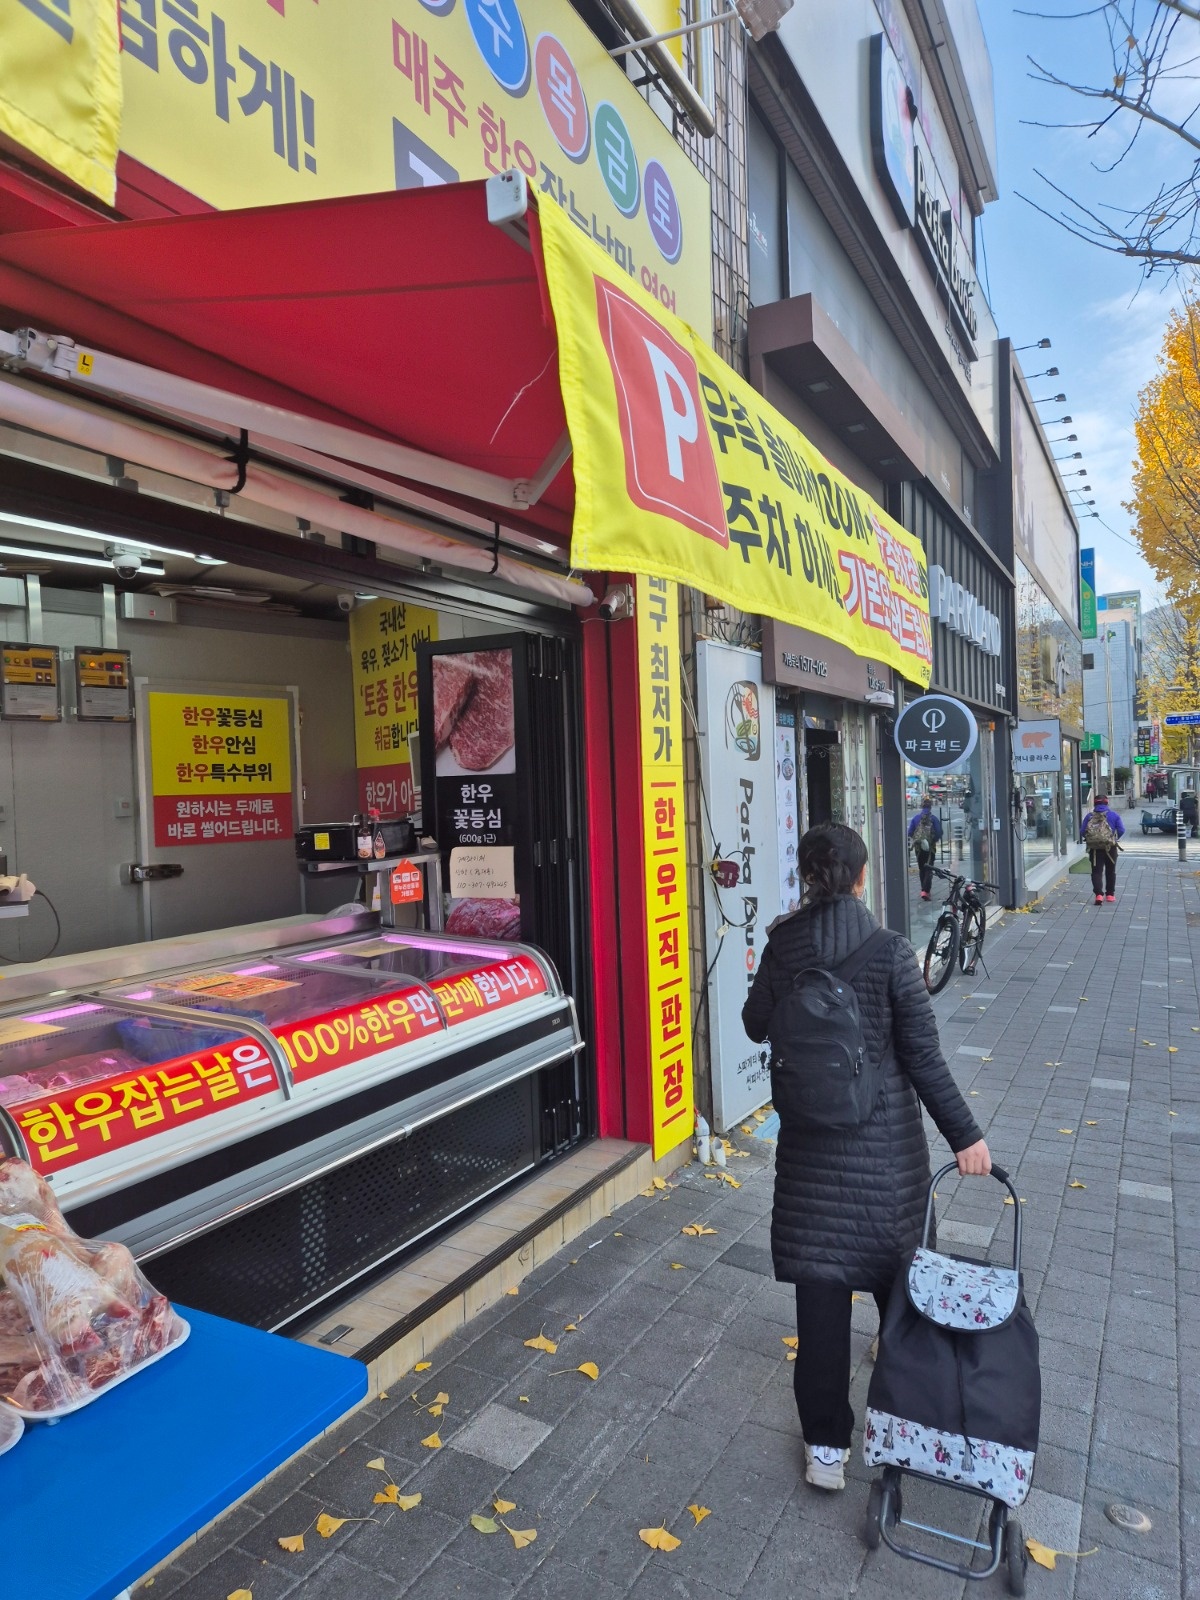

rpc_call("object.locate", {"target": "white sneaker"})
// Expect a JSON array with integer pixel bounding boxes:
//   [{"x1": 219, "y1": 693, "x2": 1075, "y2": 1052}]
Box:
[{"x1": 805, "y1": 1445, "x2": 850, "y2": 1491}]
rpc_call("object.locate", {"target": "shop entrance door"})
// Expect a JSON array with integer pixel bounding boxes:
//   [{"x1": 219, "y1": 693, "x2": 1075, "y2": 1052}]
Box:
[
  {"x1": 132, "y1": 680, "x2": 303, "y2": 943},
  {"x1": 804, "y1": 727, "x2": 839, "y2": 825}
]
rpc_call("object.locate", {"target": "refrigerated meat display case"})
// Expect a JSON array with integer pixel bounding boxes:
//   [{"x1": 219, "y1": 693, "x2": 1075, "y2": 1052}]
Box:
[{"x1": 0, "y1": 921, "x2": 582, "y2": 1329}]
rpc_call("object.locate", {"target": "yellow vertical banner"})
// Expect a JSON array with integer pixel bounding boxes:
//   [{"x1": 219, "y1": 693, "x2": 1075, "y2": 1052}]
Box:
[
  {"x1": 636, "y1": 575, "x2": 694, "y2": 1158},
  {"x1": 0, "y1": 0, "x2": 121, "y2": 204},
  {"x1": 349, "y1": 598, "x2": 439, "y2": 816}
]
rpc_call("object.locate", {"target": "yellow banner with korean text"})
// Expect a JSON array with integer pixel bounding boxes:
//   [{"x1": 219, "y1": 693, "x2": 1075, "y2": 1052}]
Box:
[
  {"x1": 349, "y1": 598, "x2": 439, "y2": 817},
  {"x1": 635, "y1": 575, "x2": 694, "y2": 1160},
  {"x1": 540, "y1": 201, "x2": 932, "y2": 686},
  {"x1": 0, "y1": 0, "x2": 121, "y2": 203},
  {"x1": 116, "y1": 0, "x2": 711, "y2": 337}
]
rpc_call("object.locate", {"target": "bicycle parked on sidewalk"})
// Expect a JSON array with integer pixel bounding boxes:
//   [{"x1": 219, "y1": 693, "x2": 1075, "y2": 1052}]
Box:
[{"x1": 923, "y1": 866, "x2": 998, "y2": 994}]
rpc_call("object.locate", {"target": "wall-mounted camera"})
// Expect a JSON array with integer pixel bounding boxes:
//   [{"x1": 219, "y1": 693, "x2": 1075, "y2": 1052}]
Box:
[
  {"x1": 104, "y1": 545, "x2": 145, "y2": 580},
  {"x1": 336, "y1": 593, "x2": 356, "y2": 614},
  {"x1": 596, "y1": 583, "x2": 634, "y2": 622}
]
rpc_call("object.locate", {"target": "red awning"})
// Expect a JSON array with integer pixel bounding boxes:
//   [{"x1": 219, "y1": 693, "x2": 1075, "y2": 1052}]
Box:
[{"x1": 0, "y1": 181, "x2": 571, "y2": 543}]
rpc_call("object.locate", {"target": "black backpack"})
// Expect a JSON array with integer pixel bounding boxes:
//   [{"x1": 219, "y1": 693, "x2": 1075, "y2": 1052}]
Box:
[{"x1": 767, "y1": 927, "x2": 895, "y2": 1131}]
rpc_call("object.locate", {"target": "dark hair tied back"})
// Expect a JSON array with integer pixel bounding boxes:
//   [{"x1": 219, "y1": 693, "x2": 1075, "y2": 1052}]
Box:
[{"x1": 799, "y1": 823, "x2": 868, "y2": 903}]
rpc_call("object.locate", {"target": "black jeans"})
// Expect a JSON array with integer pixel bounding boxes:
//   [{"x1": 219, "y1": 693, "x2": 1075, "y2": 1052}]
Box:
[
  {"x1": 793, "y1": 1282, "x2": 889, "y2": 1448},
  {"x1": 1089, "y1": 850, "x2": 1116, "y2": 896},
  {"x1": 915, "y1": 845, "x2": 934, "y2": 894}
]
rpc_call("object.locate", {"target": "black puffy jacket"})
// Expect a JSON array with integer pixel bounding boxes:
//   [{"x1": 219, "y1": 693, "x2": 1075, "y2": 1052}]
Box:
[{"x1": 741, "y1": 895, "x2": 982, "y2": 1293}]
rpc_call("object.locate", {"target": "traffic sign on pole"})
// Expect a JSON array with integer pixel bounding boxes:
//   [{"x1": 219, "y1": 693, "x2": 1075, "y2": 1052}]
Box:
[{"x1": 1164, "y1": 712, "x2": 1200, "y2": 726}]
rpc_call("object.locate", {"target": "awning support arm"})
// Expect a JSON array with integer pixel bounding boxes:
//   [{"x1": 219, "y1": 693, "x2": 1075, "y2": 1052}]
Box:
[
  {"x1": 608, "y1": 6, "x2": 737, "y2": 56},
  {"x1": 516, "y1": 428, "x2": 572, "y2": 508}
]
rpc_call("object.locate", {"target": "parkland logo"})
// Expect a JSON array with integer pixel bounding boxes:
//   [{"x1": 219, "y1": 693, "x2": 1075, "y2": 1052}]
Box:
[{"x1": 594, "y1": 276, "x2": 727, "y2": 547}]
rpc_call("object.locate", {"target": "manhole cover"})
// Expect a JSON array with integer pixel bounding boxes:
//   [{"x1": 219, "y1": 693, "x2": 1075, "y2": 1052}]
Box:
[{"x1": 1105, "y1": 1503, "x2": 1153, "y2": 1533}]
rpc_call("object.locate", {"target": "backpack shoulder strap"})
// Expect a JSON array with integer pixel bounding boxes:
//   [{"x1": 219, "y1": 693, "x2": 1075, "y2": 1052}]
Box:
[{"x1": 832, "y1": 926, "x2": 896, "y2": 986}]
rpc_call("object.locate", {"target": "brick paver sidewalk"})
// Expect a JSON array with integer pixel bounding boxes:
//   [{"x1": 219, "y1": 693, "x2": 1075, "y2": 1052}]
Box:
[{"x1": 150, "y1": 842, "x2": 1198, "y2": 1600}]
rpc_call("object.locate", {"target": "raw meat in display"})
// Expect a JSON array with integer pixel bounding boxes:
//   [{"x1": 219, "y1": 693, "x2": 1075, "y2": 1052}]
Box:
[
  {"x1": 446, "y1": 897, "x2": 522, "y2": 939},
  {"x1": 0, "y1": 1157, "x2": 185, "y2": 1415},
  {"x1": 0, "y1": 1050, "x2": 141, "y2": 1108},
  {"x1": 433, "y1": 649, "x2": 516, "y2": 771},
  {"x1": 433, "y1": 654, "x2": 476, "y2": 748},
  {"x1": 450, "y1": 652, "x2": 515, "y2": 771}
]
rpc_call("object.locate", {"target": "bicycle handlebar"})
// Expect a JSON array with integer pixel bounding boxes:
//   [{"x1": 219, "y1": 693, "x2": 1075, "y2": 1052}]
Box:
[{"x1": 930, "y1": 866, "x2": 1000, "y2": 893}]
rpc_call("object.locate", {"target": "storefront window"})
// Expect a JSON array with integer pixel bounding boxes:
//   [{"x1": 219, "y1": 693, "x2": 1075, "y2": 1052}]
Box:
[
  {"x1": 1060, "y1": 742, "x2": 1077, "y2": 853},
  {"x1": 905, "y1": 740, "x2": 993, "y2": 945},
  {"x1": 747, "y1": 108, "x2": 783, "y2": 307},
  {"x1": 1016, "y1": 773, "x2": 1055, "y2": 869}
]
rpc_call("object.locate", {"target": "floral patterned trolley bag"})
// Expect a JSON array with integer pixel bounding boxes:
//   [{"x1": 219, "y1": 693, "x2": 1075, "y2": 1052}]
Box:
[{"x1": 862, "y1": 1164, "x2": 1041, "y2": 1594}]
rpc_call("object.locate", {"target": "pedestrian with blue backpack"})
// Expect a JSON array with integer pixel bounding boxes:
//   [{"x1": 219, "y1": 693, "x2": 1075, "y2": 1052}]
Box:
[
  {"x1": 906, "y1": 795, "x2": 942, "y2": 899},
  {"x1": 741, "y1": 823, "x2": 989, "y2": 1492}
]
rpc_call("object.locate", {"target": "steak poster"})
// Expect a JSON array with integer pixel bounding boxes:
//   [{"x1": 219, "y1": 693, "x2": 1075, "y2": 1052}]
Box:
[{"x1": 420, "y1": 641, "x2": 527, "y2": 942}]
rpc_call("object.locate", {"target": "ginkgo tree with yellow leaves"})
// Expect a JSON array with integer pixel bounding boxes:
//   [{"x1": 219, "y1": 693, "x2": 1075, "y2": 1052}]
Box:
[{"x1": 1129, "y1": 297, "x2": 1200, "y2": 603}]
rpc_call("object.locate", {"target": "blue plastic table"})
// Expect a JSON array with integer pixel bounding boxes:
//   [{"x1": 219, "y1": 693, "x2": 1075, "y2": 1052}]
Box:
[{"x1": 0, "y1": 1306, "x2": 367, "y2": 1600}]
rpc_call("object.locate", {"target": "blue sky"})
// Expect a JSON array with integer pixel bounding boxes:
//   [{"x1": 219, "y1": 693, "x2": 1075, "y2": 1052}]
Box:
[{"x1": 977, "y1": 3, "x2": 1186, "y2": 605}]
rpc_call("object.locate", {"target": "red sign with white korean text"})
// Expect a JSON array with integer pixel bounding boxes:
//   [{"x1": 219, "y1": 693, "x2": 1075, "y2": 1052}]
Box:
[
  {"x1": 273, "y1": 987, "x2": 444, "y2": 1082},
  {"x1": 152, "y1": 793, "x2": 294, "y2": 846},
  {"x1": 390, "y1": 862, "x2": 424, "y2": 905},
  {"x1": 430, "y1": 956, "x2": 548, "y2": 1025},
  {"x1": 12, "y1": 1038, "x2": 279, "y2": 1172}
]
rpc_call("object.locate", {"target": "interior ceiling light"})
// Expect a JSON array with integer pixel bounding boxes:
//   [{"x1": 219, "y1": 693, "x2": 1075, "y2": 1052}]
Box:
[
  {"x1": 807, "y1": 380, "x2": 833, "y2": 394},
  {"x1": 0, "y1": 541, "x2": 164, "y2": 574},
  {"x1": 0, "y1": 512, "x2": 225, "y2": 565}
]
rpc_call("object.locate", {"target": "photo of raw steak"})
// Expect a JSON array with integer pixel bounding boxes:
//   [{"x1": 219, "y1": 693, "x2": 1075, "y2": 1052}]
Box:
[
  {"x1": 446, "y1": 897, "x2": 521, "y2": 939},
  {"x1": 450, "y1": 650, "x2": 515, "y2": 771},
  {"x1": 433, "y1": 654, "x2": 476, "y2": 749}
]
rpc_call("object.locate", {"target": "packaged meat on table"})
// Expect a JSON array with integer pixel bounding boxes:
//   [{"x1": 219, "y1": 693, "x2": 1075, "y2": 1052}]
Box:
[{"x1": 0, "y1": 1158, "x2": 187, "y2": 1417}]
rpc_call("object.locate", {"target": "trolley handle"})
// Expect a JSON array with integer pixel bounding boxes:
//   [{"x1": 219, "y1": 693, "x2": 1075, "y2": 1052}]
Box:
[{"x1": 922, "y1": 1160, "x2": 1021, "y2": 1271}]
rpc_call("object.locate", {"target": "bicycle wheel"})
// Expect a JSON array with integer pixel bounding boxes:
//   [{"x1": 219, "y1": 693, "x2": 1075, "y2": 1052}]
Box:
[
  {"x1": 959, "y1": 900, "x2": 987, "y2": 974},
  {"x1": 924, "y1": 911, "x2": 961, "y2": 994}
]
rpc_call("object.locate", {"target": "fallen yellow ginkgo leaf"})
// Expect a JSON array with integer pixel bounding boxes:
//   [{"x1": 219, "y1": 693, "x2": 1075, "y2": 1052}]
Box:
[
  {"x1": 277, "y1": 1533, "x2": 305, "y2": 1553},
  {"x1": 524, "y1": 1333, "x2": 558, "y2": 1354},
  {"x1": 577, "y1": 1361, "x2": 601, "y2": 1379},
  {"x1": 1025, "y1": 1538, "x2": 1098, "y2": 1571},
  {"x1": 564, "y1": 1322, "x2": 578, "y2": 1331},
  {"x1": 316, "y1": 1514, "x2": 348, "y2": 1538},
  {"x1": 421, "y1": 1431, "x2": 442, "y2": 1449},
  {"x1": 228, "y1": 1591, "x2": 254, "y2": 1600},
  {"x1": 414, "y1": 1361, "x2": 431, "y2": 1372},
  {"x1": 427, "y1": 1404, "x2": 443, "y2": 1418},
  {"x1": 494, "y1": 1498, "x2": 516, "y2": 1515},
  {"x1": 395, "y1": 1493, "x2": 422, "y2": 1511},
  {"x1": 505, "y1": 1524, "x2": 538, "y2": 1549},
  {"x1": 786, "y1": 1351, "x2": 797, "y2": 1362},
  {"x1": 688, "y1": 1504, "x2": 711, "y2": 1525},
  {"x1": 1169, "y1": 1046, "x2": 1179, "y2": 1053},
  {"x1": 470, "y1": 1513, "x2": 500, "y2": 1534},
  {"x1": 1142, "y1": 1041, "x2": 1156, "y2": 1047},
  {"x1": 519, "y1": 1395, "x2": 529, "y2": 1403},
  {"x1": 652, "y1": 1176, "x2": 667, "y2": 1190},
  {"x1": 1069, "y1": 1181, "x2": 1086, "y2": 1189},
  {"x1": 1085, "y1": 1120, "x2": 1098, "y2": 1126},
  {"x1": 640, "y1": 1524, "x2": 682, "y2": 1552},
  {"x1": 1058, "y1": 1129, "x2": 1074, "y2": 1135},
  {"x1": 670, "y1": 1262, "x2": 684, "y2": 1269},
  {"x1": 740, "y1": 1124, "x2": 753, "y2": 1134},
  {"x1": 681, "y1": 1224, "x2": 718, "y2": 1236},
  {"x1": 366, "y1": 1457, "x2": 387, "y2": 1472},
  {"x1": 781, "y1": 1336, "x2": 799, "y2": 1349},
  {"x1": 374, "y1": 1484, "x2": 401, "y2": 1505},
  {"x1": 432, "y1": 1390, "x2": 449, "y2": 1405},
  {"x1": 505, "y1": 1287, "x2": 519, "y2": 1296},
  {"x1": 753, "y1": 1109, "x2": 766, "y2": 1122}
]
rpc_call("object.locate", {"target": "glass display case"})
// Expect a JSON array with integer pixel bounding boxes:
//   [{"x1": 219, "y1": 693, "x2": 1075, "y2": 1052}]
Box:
[{"x1": 0, "y1": 924, "x2": 581, "y2": 1326}]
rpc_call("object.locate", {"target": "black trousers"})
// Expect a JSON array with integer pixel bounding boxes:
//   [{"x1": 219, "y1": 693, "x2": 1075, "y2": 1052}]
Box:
[
  {"x1": 914, "y1": 845, "x2": 934, "y2": 893},
  {"x1": 1089, "y1": 850, "x2": 1116, "y2": 896},
  {"x1": 793, "y1": 1282, "x2": 889, "y2": 1449}
]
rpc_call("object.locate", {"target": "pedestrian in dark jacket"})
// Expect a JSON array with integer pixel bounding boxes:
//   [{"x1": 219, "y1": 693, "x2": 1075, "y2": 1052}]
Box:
[
  {"x1": 1079, "y1": 793, "x2": 1125, "y2": 903},
  {"x1": 741, "y1": 823, "x2": 989, "y2": 1492},
  {"x1": 906, "y1": 795, "x2": 942, "y2": 898}
]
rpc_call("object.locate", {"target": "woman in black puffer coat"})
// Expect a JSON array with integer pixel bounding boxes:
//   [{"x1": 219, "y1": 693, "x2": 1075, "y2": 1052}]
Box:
[{"x1": 742, "y1": 823, "x2": 989, "y2": 1492}]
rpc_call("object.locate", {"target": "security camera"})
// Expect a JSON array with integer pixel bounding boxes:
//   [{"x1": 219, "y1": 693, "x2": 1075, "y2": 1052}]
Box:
[
  {"x1": 105, "y1": 546, "x2": 144, "y2": 580},
  {"x1": 336, "y1": 593, "x2": 356, "y2": 614},
  {"x1": 597, "y1": 583, "x2": 634, "y2": 622}
]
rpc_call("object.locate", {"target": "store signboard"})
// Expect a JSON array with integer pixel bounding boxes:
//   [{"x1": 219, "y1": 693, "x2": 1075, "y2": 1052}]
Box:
[
  {"x1": 894, "y1": 694, "x2": 978, "y2": 774},
  {"x1": 542, "y1": 201, "x2": 932, "y2": 685},
  {"x1": 1013, "y1": 385, "x2": 1079, "y2": 629},
  {"x1": 349, "y1": 598, "x2": 438, "y2": 818},
  {"x1": 775, "y1": 708, "x2": 801, "y2": 916},
  {"x1": 0, "y1": 0, "x2": 120, "y2": 204},
  {"x1": 635, "y1": 576, "x2": 694, "y2": 1159},
  {"x1": 147, "y1": 690, "x2": 294, "y2": 845},
  {"x1": 116, "y1": 0, "x2": 712, "y2": 336},
  {"x1": 696, "y1": 639, "x2": 780, "y2": 1132},
  {"x1": 1012, "y1": 719, "x2": 1062, "y2": 774},
  {"x1": 762, "y1": 619, "x2": 892, "y2": 704},
  {"x1": 1080, "y1": 548, "x2": 1097, "y2": 640}
]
